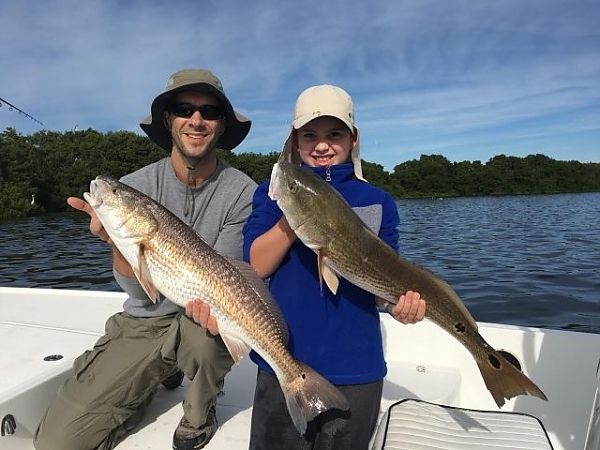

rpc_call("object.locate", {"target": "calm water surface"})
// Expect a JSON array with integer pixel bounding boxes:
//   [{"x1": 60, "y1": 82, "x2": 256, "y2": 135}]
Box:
[{"x1": 1, "y1": 193, "x2": 598, "y2": 334}]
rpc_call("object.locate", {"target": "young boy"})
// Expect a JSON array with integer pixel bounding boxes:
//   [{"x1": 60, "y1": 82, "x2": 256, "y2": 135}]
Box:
[{"x1": 241, "y1": 84, "x2": 427, "y2": 449}]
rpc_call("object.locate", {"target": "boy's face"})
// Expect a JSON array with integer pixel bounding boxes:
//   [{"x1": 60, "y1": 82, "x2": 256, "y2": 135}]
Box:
[{"x1": 295, "y1": 116, "x2": 356, "y2": 169}]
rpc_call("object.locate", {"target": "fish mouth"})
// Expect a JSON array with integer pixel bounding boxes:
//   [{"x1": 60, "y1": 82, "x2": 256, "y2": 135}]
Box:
[
  {"x1": 268, "y1": 163, "x2": 280, "y2": 201},
  {"x1": 83, "y1": 179, "x2": 103, "y2": 208}
]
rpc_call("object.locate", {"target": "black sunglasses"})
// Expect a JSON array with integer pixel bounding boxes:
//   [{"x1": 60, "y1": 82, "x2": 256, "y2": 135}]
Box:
[{"x1": 168, "y1": 103, "x2": 224, "y2": 120}]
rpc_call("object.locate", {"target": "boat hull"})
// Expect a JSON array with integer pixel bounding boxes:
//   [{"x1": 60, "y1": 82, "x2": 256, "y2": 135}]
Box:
[{"x1": 1, "y1": 287, "x2": 598, "y2": 450}]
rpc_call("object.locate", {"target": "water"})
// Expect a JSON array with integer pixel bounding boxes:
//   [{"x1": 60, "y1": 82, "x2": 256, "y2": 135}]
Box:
[
  {"x1": 0, "y1": 193, "x2": 598, "y2": 334},
  {"x1": 396, "y1": 192, "x2": 600, "y2": 334},
  {"x1": 0, "y1": 214, "x2": 117, "y2": 291}
]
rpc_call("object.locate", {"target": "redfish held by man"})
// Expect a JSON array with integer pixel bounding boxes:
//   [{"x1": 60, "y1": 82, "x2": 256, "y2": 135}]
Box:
[
  {"x1": 83, "y1": 175, "x2": 349, "y2": 435},
  {"x1": 269, "y1": 161, "x2": 547, "y2": 408}
]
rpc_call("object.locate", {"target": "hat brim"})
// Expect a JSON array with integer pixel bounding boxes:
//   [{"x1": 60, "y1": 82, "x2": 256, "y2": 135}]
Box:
[
  {"x1": 292, "y1": 112, "x2": 354, "y2": 136},
  {"x1": 140, "y1": 83, "x2": 251, "y2": 151}
]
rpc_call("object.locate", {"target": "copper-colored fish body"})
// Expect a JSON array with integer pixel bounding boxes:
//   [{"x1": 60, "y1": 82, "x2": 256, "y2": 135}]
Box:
[
  {"x1": 269, "y1": 162, "x2": 547, "y2": 407},
  {"x1": 84, "y1": 176, "x2": 349, "y2": 434}
]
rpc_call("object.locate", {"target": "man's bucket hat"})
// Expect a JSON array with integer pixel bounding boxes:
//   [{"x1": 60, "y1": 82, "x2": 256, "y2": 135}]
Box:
[{"x1": 140, "y1": 69, "x2": 251, "y2": 151}]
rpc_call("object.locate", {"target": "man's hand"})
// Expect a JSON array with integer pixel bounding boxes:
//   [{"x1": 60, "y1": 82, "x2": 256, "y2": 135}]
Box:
[
  {"x1": 186, "y1": 299, "x2": 219, "y2": 335},
  {"x1": 68, "y1": 196, "x2": 136, "y2": 277},
  {"x1": 67, "y1": 196, "x2": 110, "y2": 243}
]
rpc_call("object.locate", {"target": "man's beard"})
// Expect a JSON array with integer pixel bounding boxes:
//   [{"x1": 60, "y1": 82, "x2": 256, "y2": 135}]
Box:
[{"x1": 172, "y1": 134, "x2": 218, "y2": 167}]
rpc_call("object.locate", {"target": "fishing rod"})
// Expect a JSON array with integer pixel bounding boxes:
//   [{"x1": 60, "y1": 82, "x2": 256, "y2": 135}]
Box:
[{"x1": 0, "y1": 96, "x2": 44, "y2": 126}]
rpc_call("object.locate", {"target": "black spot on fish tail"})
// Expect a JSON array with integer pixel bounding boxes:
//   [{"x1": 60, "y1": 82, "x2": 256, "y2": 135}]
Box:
[
  {"x1": 454, "y1": 322, "x2": 467, "y2": 334},
  {"x1": 488, "y1": 353, "x2": 501, "y2": 369},
  {"x1": 284, "y1": 363, "x2": 349, "y2": 435}
]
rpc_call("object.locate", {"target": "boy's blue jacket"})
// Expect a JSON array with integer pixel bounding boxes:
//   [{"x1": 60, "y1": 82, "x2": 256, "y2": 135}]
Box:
[{"x1": 242, "y1": 163, "x2": 400, "y2": 385}]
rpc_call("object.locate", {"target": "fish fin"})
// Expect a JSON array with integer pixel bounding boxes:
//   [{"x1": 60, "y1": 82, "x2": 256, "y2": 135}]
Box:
[
  {"x1": 220, "y1": 334, "x2": 250, "y2": 364},
  {"x1": 317, "y1": 251, "x2": 340, "y2": 294},
  {"x1": 317, "y1": 251, "x2": 324, "y2": 294},
  {"x1": 133, "y1": 244, "x2": 160, "y2": 303},
  {"x1": 476, "y1": 350, "x2": 548, "y2": 407},
  {"x1": 228, "y1": 258, "x2": 289, "y2": 345},
  {"x1": 281, "y1": 362, "x2": 349, "y2": 435},
  {"x1": 321, "y1": 262, "x2": 339, "y2": 295}
]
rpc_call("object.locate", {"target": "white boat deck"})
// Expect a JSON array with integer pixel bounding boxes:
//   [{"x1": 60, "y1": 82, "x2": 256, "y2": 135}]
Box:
[{"x1": 1, "y1": 287, "x2": 599, "y2": 450}]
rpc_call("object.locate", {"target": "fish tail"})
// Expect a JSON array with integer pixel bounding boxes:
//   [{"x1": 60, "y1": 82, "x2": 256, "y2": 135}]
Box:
[
  {"x1": 281, "y1": 362, "x2": 350, "y2": 435},
  {"x1": 476, "y1": 350, "x2": 548, "y2": 407}
]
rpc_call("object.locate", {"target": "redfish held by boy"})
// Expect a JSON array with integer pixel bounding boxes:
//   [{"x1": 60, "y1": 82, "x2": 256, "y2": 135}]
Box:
[
  {"x1": 83, "y1": 175, "x2": 349, "y2": 435},
  {"x1": 269, "y1": 161, "x2": 547, "y2": 408}
]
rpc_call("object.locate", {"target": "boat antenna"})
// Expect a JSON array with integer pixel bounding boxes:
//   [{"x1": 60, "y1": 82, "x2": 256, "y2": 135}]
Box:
[{"x1": 0, "y1": 96, "x2": 44, "y2": 126}]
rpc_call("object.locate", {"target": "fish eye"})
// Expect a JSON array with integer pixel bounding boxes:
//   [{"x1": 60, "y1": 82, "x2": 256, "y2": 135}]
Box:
[{"x1": 288, "y1": 182, "x2": 297, "y2": 192}]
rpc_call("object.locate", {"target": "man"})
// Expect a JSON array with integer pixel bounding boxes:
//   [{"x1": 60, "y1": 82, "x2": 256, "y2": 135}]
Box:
[{"x1": 34, "y1": 69, "x2": 257, "y2": 450}]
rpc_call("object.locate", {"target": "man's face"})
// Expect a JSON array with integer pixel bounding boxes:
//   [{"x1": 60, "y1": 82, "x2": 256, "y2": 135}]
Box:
[{"x1": 164, "y1": 91, "x2": 225, "y2": 164}]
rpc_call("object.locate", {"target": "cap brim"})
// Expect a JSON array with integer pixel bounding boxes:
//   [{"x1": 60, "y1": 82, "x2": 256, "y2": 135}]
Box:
[{"x1": 292, "y1": 112, "x2": 354, "y2": 133}]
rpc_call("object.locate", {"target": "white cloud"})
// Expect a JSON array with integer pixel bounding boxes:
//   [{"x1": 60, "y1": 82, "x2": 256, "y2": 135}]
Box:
[{"x1": 1, "y1": 0, "x2": 599, "y2": 170}]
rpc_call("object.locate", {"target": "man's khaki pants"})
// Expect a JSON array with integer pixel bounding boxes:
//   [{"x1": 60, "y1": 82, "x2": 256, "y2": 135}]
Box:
[{"x1": 34, "y1": 311, "x2": 233, "y2": 450}]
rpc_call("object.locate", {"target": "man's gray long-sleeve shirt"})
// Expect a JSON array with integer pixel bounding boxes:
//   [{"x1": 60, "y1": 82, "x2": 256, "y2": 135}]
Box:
[{"x1": 114, "y1": 157, "x2": 257, "y2": 317}]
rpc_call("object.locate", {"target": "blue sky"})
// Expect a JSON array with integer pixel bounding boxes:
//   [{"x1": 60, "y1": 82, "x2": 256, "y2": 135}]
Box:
[{"x1": 1, "y1": 0, "x2": 598, "y2": 171}]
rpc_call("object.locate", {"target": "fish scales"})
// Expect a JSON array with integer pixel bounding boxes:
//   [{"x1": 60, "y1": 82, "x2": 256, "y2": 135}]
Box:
[
  {"x1": 118, "y1": 188, "x2": 307, "y2": 380},
  {"x1": 83, "y1": 175, "x2": 349, "y2": 435},
  {"x1": 270, "y1": 161, "x2": 548, "y2": 408}
]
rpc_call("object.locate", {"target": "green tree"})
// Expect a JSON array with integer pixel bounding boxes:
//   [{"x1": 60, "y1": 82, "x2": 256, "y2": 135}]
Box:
[{"x1": 1, "y1": 126, "x2": 599, "y2": 218}]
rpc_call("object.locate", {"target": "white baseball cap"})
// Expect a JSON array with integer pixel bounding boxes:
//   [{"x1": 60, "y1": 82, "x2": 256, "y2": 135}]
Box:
[{"x1": 280, "y1": 84, "x2": 365, "y2": 181}]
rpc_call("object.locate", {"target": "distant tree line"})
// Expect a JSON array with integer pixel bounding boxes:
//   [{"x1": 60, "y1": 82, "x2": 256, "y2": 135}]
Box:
[{"x1": 1, "y1": 127, "x2": 599, "y2": 219}]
